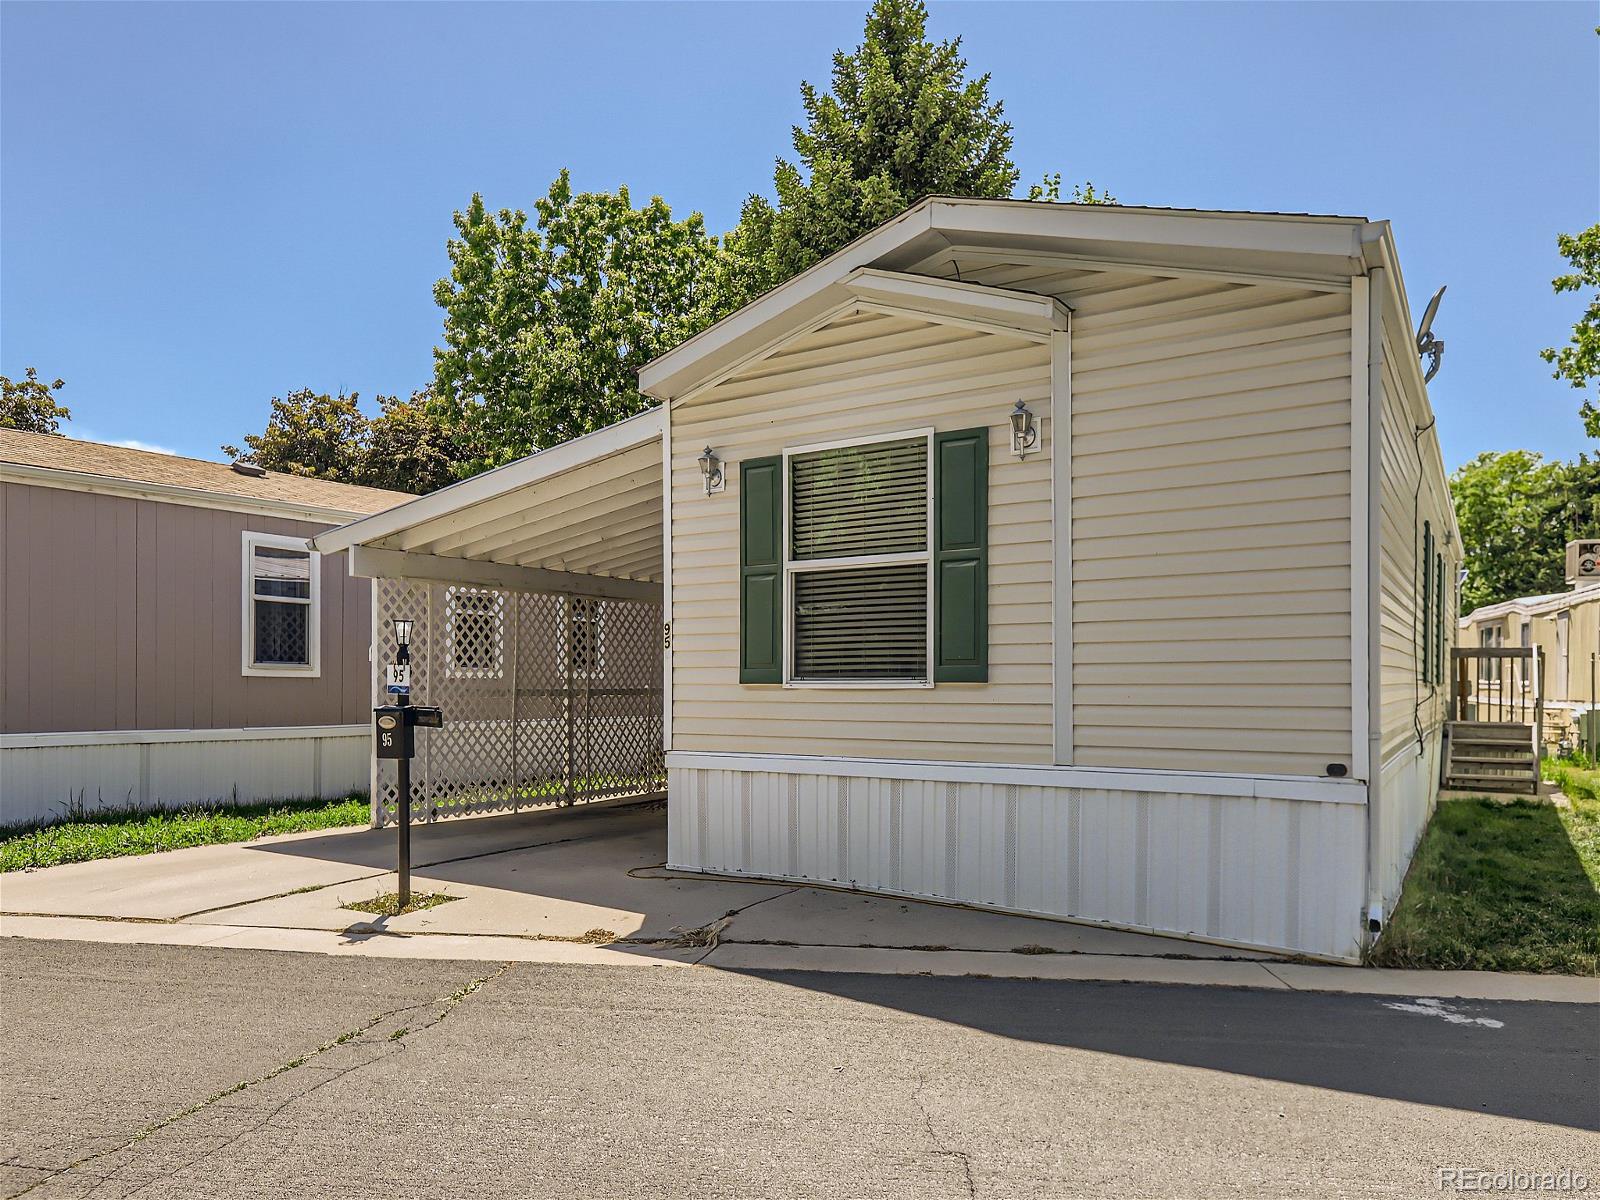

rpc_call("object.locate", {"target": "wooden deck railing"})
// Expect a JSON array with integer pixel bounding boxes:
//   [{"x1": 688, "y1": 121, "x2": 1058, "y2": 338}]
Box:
[{"x1": 1452, "y1": 645, "x2": 1544, "y2": 740}]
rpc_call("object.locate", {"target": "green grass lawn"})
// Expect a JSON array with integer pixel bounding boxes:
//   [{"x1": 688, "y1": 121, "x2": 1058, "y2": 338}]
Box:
[
  {"x1": 0, "y1": 795, "x2": 371, "y2": 872},
  {"x1": 1371, "y1": 786, "x2": 1600, "y2": 976}
]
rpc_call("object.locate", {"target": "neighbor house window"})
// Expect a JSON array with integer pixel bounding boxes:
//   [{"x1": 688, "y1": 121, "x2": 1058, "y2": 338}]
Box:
[
  {"x1": 241, "y1": 532, "x2": 320, "y2": 676},
  {"x1": 445, "y1": 586, "x2": 504, "y2": 678},
  {"x1": 785, "y1": 432, "x2": 932, "y2": 685}
]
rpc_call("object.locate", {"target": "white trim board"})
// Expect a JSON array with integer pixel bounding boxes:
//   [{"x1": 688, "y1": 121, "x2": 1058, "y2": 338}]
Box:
[
  {"x1": 0, "y1": 462, "x2": 382, "y2": 525},
  {"x1": 664, "y1": 751, "x2": 1367, "y2": 805},
  {"x1": 311, "y1": 407, "x2": 664, "y2": 557},
  {"x1": 2, "y1": 724, "x2": 367, "y2": 750}
]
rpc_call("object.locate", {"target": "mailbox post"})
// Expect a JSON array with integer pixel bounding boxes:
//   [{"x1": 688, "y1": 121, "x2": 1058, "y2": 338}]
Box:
[{"x1": 375, "y1": 619, "x2": 442, "y2": 909}]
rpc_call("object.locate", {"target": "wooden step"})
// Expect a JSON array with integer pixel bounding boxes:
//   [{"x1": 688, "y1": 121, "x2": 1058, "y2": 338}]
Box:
[
  {"x1": 1449, "y1": 722, "x2": 1533, "y2": 740},
  {"x1": 1450, "y1": 753, "x2": 1535, "y2": 766},
  {"x1": 1443, "y1": 773, "x2": 1538, "y2": 794}
]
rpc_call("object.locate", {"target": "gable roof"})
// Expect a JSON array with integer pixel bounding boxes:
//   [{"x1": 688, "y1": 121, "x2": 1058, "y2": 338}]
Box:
[
  {"x1": 0, "y1": 428, "x2": 411, "y2": 521},
  {"x1": 639, "y1": 195, "x2": 1375, "y2": 403}
]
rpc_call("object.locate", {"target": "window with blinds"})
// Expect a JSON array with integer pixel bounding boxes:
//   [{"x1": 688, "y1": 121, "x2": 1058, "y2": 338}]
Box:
[{"x1": 787, "y1": 435, "x2": 930, "y2": 683}]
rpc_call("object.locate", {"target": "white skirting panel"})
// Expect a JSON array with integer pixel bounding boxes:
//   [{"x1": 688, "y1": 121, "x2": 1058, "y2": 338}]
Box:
[
  {"x1": 0, "y1": 726, "x2": 370, "y2": 828},
  {"x1": 668, "y1": 758, "x2": 1369, "y2": 961},
  {"x1": 1373, "y1": 729, "x2": 1443, "y2": 919}
]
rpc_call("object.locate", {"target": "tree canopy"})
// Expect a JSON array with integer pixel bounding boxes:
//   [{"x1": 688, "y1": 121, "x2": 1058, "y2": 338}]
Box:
[
  {"x1": 430, "y1": 175, "x2": 728, "y2": 472},
  {"x1": 1542, "y1": 222, "x2": 1600, "y2": 437},
  {"x1": 1451, "y1": 449, "x2": 1600, "y2": 613},
  {"x1": 1, "y1": 368, "x2": 70, "y2": 435},
  {"x1": 724, "y1": 0, "x2": 1020, "y2": 300},
  {"x1": 222, "y1": 386, "x2": 464, "y2": 495}
]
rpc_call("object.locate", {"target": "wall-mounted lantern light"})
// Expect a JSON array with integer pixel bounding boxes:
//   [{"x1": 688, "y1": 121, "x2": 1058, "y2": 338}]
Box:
[
  {"x1": 392, "y1": 618, "x2": 413, "y2": 665},
  {"x1": 699, "y1": 446, "x2": 725, "y2": 495},
  {"x1": 1009, "y1": 400, "x2": 1039, "y2": 459}
]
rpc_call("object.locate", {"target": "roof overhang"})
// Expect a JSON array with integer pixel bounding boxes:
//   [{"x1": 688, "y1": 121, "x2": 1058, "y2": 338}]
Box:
[
  {"x1": 310, "y1": 407, "x2": 664, "y2": 589},
  {"x1": 641, "y1": 196, "x2": 1370, "y2": 402}
]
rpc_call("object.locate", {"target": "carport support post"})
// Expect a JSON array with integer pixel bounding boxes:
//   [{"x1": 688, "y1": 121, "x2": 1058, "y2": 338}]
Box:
[{"x1": 396, "y1": 691, "x2": 412, "y2": 909}]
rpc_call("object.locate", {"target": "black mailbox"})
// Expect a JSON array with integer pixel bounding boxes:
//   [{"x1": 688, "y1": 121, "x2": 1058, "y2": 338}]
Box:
[
  {"x1": 374, "y1": 705, "x2": 413, "y2": 760},
  {"x1": 410, "y1": 706, "x2": 444, "y2": 729}
]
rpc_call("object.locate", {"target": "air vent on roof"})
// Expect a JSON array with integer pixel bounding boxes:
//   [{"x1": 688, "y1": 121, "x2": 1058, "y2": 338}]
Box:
[{"x1": 231, "y1": 461, "x2": 267, "y2": 478}]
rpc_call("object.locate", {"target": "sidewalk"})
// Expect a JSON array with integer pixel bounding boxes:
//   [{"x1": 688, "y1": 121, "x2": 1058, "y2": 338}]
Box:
[{"x1": 3, "y1": 800, "x2": 1595, "y2": 1005}]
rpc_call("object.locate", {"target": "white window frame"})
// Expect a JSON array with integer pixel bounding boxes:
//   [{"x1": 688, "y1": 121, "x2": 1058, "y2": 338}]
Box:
[
  {"x1": 445, "y1": 586, "x2": 506, "y2": 680},
  {"x1": 240, "y1": 531, "x2": 321, "y2": 677},
  {"x1": 781, "y1": 427, "x2": 934, "y2": 690}
]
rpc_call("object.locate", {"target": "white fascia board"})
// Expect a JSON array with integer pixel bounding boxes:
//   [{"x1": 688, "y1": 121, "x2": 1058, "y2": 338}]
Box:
[
  {"x1": 842, "y1": 268, "x2": 1071, "y2": 339},
  {"x1": 930, "y1": 197, "x2": 1369, "y2": 263},
  {"x1": 310, "y1": 407, "x2": 664, "y2": 556},
  {"x1": 664, "y1": 751, "x2": 1367, "y2": 805},
  {"x1": 0, "y1": 463, "x2": 376, "y2": 526}
]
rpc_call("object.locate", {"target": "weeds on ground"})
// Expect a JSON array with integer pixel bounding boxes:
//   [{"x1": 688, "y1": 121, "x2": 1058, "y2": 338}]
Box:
[
  {"x1": 0, "y1": 796, "x2": 371, "y2": 872},
  {"x1": 1371, "y1": 792, "x2": 1600, "y2": 975},
  {"x1": 343, "y1": 892, "x2": 460, "y2": 918}
]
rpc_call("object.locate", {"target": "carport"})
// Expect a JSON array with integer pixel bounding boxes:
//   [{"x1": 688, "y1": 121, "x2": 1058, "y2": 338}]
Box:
[{"x1": 309, "y1": 409, "x2": 665, "y2": 827}]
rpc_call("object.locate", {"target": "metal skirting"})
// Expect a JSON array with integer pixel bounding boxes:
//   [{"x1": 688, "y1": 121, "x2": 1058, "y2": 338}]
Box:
[
  {"x1": 373, "y1": 578, "x2": 664, "y2": 826},
  {"x1": 668, "y1": 763, "x2": 1368, "y2": 961}
]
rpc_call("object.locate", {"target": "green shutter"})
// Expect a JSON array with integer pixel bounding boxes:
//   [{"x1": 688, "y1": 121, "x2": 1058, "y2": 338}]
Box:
[
  {"x1": 1421, "y1": 522, "x2": 1433, "y2": 684},
  {"x1": 933, "y1": 428, "x2": 988, "y2": 682},
  {"x1": 1435, "y1": 552, "x2": 1445, "y2": 684},
  {"x1": 739, "y1": 456, "x2": 783, "y2": 683}
]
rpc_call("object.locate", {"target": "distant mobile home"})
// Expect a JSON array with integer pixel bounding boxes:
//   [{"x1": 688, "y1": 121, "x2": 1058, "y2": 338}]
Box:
[
  {"x1": 315, "y1": 198, "x2": 1458, "y2": 961},
  {"x1": 0, "y1": 430, "x2": 409, "y2": 825}
]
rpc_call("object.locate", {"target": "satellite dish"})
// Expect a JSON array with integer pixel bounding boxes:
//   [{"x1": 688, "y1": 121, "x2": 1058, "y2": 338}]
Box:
[{"x1": 1416, "y1": 285, "x2": 1446, "y2": 383}]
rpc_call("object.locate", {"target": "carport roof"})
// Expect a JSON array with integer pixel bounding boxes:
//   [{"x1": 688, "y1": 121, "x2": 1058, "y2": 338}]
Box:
[{"x1": 310, "y1": 407, "x2": 663, "y2": 585}]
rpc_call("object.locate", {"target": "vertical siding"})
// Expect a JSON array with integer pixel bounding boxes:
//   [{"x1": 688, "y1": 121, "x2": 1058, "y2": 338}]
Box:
[
  {"x1": 670, "y1": 312, "x2": 1054, "y2": 763},
  {"x1": 670, "y1": 764, "x2": 1367, "y2": 961},
  {"x1": 0, "y1": 483, "x2": 373, "y2": 734}
]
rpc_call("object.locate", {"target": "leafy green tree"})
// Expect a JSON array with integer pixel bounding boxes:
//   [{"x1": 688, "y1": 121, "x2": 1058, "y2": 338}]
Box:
[
  {"x1": 725, "y1": 0, "x2": 1021, "y2": 300},
  {"x1": 0, "y1": 367, "x2": 70, "y2": 434},
  {"x1": 431, "y1": 174, "x2": 726, "y2": 472},
  {"x1": 1542, "y1": 223, "x2": 1600, "y2": 436},
  {"x1": 1450, "y1": 449, "x2": 1594, "y2": 613},
  {"x1": 222, "y1": 388, "x2": 368, "y2": 481},
  {"x1": 363, "y1": 389, "x2": 466, "y2": 494}
]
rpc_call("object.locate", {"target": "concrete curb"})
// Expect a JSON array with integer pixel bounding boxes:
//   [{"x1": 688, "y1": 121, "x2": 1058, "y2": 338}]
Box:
[{"x1": 4, "y1": 914, "x2": 1595, "y2": 1004}]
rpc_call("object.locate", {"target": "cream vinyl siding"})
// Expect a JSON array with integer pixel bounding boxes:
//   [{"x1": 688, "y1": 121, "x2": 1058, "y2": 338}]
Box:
[
  {"x1": 670, "y1": 312, "x2": 1053, "y2": 762},
  {"x1": 1376, "y1": 334, "x2": 1456, "y2": 764},
  {"x1": 925, "y1": 259, "x2": 1354, "y2": 775}
]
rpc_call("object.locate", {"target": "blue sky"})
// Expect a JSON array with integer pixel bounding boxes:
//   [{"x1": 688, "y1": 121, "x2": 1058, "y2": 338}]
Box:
[{"x1": 2, "y1": 1, "x2": 1595, "y2": 470}]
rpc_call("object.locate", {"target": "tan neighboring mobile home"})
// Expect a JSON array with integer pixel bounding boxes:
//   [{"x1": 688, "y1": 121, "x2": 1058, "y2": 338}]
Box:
[
  {"x1": 1459, "y1": 546, "x2": 1600, "y2": 753},
  {"x1": 0, "y1": 430, "x2": 409, "y2": 825},
  {"x1": 313, "y1": 198, "x2": 1458, "y2": 962}
]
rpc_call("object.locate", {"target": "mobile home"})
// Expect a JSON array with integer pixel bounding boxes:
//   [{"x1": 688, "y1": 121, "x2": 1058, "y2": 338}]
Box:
[{"x1": 314, "y1": 198, "x2": 1459, "y2": 961}]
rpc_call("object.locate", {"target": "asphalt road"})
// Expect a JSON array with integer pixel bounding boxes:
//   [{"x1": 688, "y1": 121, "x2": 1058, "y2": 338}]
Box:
[{"x1": 1, "y1": 939, "x2": 1595, "y2": 1200}]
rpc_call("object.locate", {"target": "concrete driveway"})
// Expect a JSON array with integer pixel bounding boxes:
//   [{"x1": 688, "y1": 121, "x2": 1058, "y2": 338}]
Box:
[{"x1": 2, "y1": 799, "x2": 1595, "y2": 1001}]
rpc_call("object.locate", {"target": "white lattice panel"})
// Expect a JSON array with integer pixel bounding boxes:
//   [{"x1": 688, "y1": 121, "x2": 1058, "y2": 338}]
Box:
[{"x1": 373, "y1": 578, "x2": 663, "y2": 826}]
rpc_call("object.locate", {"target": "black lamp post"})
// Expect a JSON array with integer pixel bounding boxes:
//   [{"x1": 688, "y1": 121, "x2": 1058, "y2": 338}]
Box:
[{"x1": 373, "y1": 617, "x2": 444, "y2": 913}]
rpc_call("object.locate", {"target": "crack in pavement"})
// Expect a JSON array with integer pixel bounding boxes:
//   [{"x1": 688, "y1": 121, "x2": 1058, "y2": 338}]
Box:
[
  {"x1": 912, "y1": 1072, "x2": 977, "y2": 1199},
  {"x1": 6, "y1": 963, "x2": 514, "y2": 1200}
]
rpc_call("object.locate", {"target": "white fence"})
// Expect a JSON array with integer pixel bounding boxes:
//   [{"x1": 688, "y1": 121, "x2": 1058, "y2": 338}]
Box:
[
  {"x1": 0, "y1": 725, "x2": 369, "y2": 828},
  {"x1": 372, "y1": 578, "x2": 665, "y2": 826}
]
